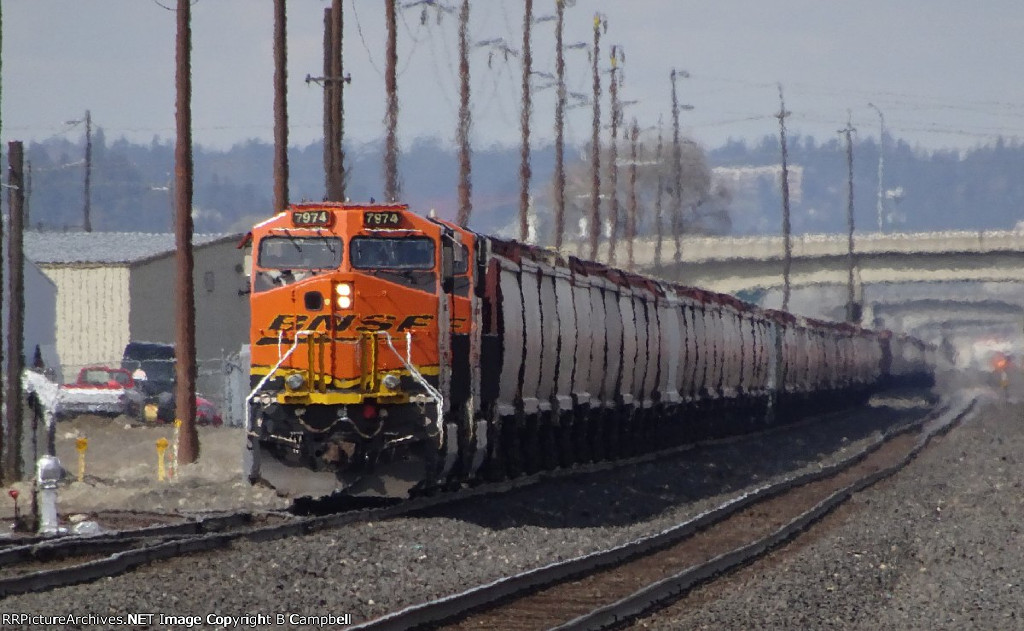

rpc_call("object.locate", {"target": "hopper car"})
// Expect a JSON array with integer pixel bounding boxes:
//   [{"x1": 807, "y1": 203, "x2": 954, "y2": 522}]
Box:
[{"x1": 242, "y1": 202, "x2": 935, "y2": 498}]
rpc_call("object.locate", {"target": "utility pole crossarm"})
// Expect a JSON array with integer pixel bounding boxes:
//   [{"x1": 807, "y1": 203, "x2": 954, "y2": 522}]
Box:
[{"x1": 305, "y1": 73, "x2": 353, "y2": 85}]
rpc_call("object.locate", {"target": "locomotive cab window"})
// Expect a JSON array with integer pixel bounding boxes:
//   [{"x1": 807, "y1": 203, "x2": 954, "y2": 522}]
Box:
[
  {"x1": 350, "y1": 237, "x2": 435, "y2": 270},
  {"x1": 258, "y1": 236, "x2": 343, "y2": 270},
  {"x1": 254, "y1": 236, "x2": 342, "y2": 291}
]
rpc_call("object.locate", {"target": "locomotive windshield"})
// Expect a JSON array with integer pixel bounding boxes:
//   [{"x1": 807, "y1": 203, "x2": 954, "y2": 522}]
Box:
[
  {"x1": 350, "y1": 237, "x2": 434, "y2": 270},
  {"x1": 258, "y1": 236, "x2": 343, "y2": 270}
]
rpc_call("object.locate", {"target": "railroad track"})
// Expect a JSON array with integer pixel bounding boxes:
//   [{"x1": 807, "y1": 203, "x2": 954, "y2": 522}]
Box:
[
  {"x1": 0, "y1": 390, "x2": 942, "y2": 603},
  {"x1": 346, "y1": 391, "x2": 977, "y2": 631}
]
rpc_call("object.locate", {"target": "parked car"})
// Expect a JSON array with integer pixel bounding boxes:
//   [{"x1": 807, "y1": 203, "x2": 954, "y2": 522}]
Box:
[
  {"x1": 55, "y1": 366, "x2": 135, "y2": 420},
  {"x1": 120, "y1": 341, "x2": 223, "y2": 426},
  {"x1": 124, "y1": 390, "x2": 223, "y2": 426},
  {"x1": 196, "y1": 396, "x2": 223, "y2": 426}
]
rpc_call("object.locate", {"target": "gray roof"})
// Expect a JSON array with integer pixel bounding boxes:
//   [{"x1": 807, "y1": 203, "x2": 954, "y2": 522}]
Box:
[{"x1": 24, "y1": 231, "x2": 242, "y2": 265}]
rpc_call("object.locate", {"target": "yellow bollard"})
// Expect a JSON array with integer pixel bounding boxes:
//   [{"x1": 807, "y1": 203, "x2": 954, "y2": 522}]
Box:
[
  {"x1": 156, "y1": 437, "x2": 169, "y2": 482},
  {"x1": 75, "y1": 437, "x2": 88, "y2": 482},
  {"x1": 171, "y1": 419, "x2": 182, "y2": 480}
]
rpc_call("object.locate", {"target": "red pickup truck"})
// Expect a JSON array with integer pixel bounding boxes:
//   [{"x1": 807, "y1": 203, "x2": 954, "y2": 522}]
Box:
[{"x1": 55, "y1": 366, "x2": 135, "y2": 420}]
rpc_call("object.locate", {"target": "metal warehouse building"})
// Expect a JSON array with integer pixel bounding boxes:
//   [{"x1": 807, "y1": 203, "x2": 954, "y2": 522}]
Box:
[
  {"x1": 24, "y1": 231, "x2": 250, "y2": 382},
  {"x1": 5, "y1": 258, "x2": 60, "y2": 379}
]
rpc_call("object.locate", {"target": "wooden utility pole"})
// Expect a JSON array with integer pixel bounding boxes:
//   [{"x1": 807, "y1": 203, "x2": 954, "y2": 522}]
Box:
[
  {"x1": 331, "y1": 0, "x2": 345, "y2": 201},
  {"x1": 0, "y1": 0, "x2": 5, "y2": 483},
  {"x1": 316, "y1": 3, "x2": 349, "y2": 202},
  {"x1": 25, "y1": 162, "x2": 31, "y2": 229},
  {"x1": 3, "y1": 142, "x2": 24, "y2": 482},
  {"x1": 518, "y1": 0, "x2": 533, "y2": 242},
  {"x1": 670, "y1": 69, "x2": 685, "y2": 265},
  {"x1": 552, "y1": 0, "x2": 566, "y2": 249},
  {"x1": 868, "y1": 102, "x2": 885, "y2": 232},
  {"x1": 840, "y1": 113, "x2": 859, "y2": 323},
  {"x1": 654, "y1": 116, "x2": 664, "y2": 270},
  {"x1": 626, "y1": 120, "x2": 639, "y2": 272},
  {"x1": 273, "y1": 0, "x2": 289, "y2": 212},
  {"x1": 174, "y1": 0, "x2": 199, "y2": 463},
  {"x1": 777, "y1": 84, "x2": 793, "y2": 313},
  {"x1": 456, "y1": 0, "x2": 472, "y2": 227},
  {"x1": 384, "y1": 0, "x2": 400, "y2": 201},
  {"x1": 606, "y1": 45, "x2": 621, "y2": 265},
  {"x1": 321, "y1": 9, "x2": 334, "y2": 199},
  {"x1": 328, "y1": 0, "x2": 346, "y2": 201},
  {"x1": 587, "y1": 14, "x2": 602, "y2": 260},
  {"x1": 83, "y1": 110, "x2": 92, "y2": 232}
]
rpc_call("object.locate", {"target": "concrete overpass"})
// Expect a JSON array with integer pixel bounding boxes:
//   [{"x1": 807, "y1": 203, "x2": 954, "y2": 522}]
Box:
[
  {"x1": 590, "y1": 230, "x2": 1024, "y2": 361},
  {"x1": 619, "y1": 230, "x2": 1024, "y2": 295}
]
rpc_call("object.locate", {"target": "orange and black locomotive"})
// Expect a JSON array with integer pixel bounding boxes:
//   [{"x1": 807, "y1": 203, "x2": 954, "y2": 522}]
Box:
[
  {"x1": 244, "y1": 201, "x2": 935, "y2": 498},
  {"x1": 244, "y1": 202, "x2": 476, "y2": 496}
]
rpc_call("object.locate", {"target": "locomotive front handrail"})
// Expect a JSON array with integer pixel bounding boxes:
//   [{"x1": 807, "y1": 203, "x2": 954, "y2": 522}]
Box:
[
  {"x1": 380, "y1": 330, "x2": 445, "y2": 449},
  {"x1": 245, "y1": 329, "x2": 316, "y2": 434}
]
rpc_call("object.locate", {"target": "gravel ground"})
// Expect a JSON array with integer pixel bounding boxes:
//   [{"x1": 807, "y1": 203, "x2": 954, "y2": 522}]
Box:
[
  {"x1": 0, "y1": 415, "x2": 288, "y2": 530},
  {"x1": 0, "y1": 394, "x2": 938, "y2": 629},
  {"x1": 636, "y1": 389, "x2": 1024, "y2": 630}
]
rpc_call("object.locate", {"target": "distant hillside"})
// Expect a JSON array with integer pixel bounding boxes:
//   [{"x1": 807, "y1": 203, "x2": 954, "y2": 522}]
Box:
[
  {"x1": 14, "y1": 130, "x2": 1024, "y2": 240},
  {"x1": 17, "y1": 133, "x2": 551, "y2": 238},
  {"x1": 708, "y1": 135, "x2": 1024, "y2": 235}
]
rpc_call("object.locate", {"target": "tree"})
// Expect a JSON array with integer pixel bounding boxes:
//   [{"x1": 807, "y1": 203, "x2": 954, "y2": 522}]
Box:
[{"x1": 555, "y1": 134, "x2": 731, "y2": 257}]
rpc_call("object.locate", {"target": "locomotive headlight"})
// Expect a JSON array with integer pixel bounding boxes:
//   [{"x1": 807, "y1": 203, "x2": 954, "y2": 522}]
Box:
[
  {"x1": 285, "y1": 372, "x2": 306, "y2": 390},
  {"x1": 335, "y1": 283, "x2": 353, "y2": 309},
  {"x1": 382, "y1": 374, "x2": 401, "y2": 390}
]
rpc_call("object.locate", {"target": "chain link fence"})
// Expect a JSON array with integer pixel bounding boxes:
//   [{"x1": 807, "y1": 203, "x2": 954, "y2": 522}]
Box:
[{"x1": 52, "y1": 345, "x2": 251, "y2": 428}]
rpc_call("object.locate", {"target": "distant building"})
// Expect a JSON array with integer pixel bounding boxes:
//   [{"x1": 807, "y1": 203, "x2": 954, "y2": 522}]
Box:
[
  {"x1": 5, "y1": 258, "x2": 60, "y2": 380},
  {"x1": 25, "y1": 231, "x2": 249, "y2": 381}
]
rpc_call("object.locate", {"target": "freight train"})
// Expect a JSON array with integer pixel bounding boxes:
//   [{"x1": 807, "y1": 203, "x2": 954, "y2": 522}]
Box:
[{"x1": 242, "y1": 202, "x2": 935, "y2": 498}]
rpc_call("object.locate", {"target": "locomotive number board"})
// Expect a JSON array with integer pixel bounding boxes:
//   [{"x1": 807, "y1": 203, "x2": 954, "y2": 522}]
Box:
[
  {"x1": 363, "y1": 211, "x2": 403, "y2": 228},
  {"x1": 291, "y1": 210, "x2": 333, "y2": 228}
]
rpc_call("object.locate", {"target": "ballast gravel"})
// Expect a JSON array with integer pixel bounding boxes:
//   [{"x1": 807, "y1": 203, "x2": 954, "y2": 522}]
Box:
[
  {"x1": 1, "y1": 389, "x2": 1007, "y2": 630},
  {"x1": 637, "y1": 391, "x2": 1024, "y2": 630}
]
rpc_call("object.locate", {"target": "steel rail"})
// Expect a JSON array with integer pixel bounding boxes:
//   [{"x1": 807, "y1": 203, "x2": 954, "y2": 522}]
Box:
[
  {"x1": 0, "y1": 391, "x2": 942, "y2": 602},
  {"x1": 555, "y1": 393, "x2": 977, "y2": 631},
  {"x1": 0, "y1": 512, "x2": 274, "y2": 569},
  {"x1": 346, "y1": 393, "x2": 974, "y2": 631}
]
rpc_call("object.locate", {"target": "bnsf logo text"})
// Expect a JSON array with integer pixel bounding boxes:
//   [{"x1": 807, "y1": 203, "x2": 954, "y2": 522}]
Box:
[{"x1": 256, "y1": 313, "x2": 434, "y2": 345}]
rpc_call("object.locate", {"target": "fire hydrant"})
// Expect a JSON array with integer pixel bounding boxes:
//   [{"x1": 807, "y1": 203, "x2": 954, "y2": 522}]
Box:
[{"x1": 37, "y1": 455, "x2": 64, "y2": 535}]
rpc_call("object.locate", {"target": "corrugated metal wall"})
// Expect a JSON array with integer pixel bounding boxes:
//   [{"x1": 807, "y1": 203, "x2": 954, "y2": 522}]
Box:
[
  {"x1": 39, "y1": 265, "x2": 130, "y2": 381},
  {"x1": 129, "y1": 239, "x2": 250, "y2": 359}
]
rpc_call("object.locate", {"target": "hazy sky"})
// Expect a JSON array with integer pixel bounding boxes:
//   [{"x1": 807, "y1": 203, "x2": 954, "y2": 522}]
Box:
[{"x1": 5, "y1": 0, "x2": 1024, "y2": 152}]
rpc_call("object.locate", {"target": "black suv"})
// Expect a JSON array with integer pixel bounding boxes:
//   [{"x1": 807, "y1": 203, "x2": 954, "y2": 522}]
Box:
[{"x1": 121, "y1": 342, "x2": 177, "y2": 423}]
